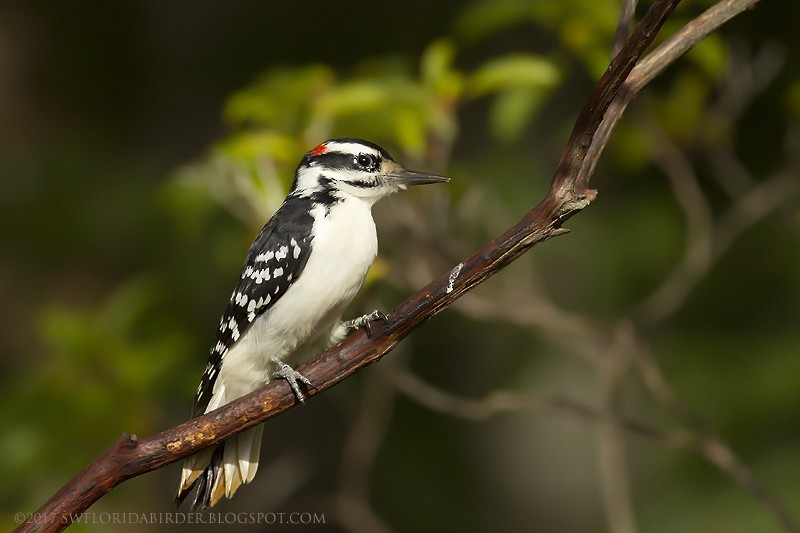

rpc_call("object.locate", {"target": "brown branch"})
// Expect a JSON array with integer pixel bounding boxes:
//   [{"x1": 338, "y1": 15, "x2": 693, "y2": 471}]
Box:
[
  {"x1": 579, "y1": 0, "x2": 763, "y2": 186},
  {"x1": 25, "y1": 1, "x2": 774, "y2": 531},
  {"x1": 612, "y1": 0, "x2": 639, "y2": 59},
  {"x1": 553, "y1": 0, "x2": 683, "y2": 196}
]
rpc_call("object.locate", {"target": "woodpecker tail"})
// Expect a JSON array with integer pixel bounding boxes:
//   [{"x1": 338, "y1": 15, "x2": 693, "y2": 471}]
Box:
[{"x1": 175, "y1": 424, "x2": 264, "y2": 510}]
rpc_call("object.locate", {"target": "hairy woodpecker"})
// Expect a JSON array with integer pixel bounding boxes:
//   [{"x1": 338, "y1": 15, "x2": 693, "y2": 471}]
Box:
[{"x1": 176, "y1": 138, "x2": 448, "y2": 509}]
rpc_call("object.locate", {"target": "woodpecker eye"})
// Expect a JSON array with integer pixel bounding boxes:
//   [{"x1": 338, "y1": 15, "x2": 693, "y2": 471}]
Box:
[{"x1": 356, "y1": 153, "x2": 376, "y2": 169}]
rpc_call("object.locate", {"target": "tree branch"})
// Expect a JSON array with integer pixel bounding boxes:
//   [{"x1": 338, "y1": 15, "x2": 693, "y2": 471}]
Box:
[
  {"x1": 20, "y1": 0, "x2": 770, "y2": 531},
  {"x1": 578, "y1": 0, "x2": 762, "y2": 185}
]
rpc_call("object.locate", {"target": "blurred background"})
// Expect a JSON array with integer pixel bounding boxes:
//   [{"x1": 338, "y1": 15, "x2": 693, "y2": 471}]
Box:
[{"x1": 1, "y1": 0, "x2": 799, "y2": 531}]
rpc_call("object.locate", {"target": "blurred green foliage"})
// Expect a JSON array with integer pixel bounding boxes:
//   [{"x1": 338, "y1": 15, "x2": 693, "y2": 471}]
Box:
[{"x1": 1, "y1": 1, "x2": 798, "y2": 532}]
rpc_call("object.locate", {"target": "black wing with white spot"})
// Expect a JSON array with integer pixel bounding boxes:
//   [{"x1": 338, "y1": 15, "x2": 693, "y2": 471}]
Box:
[{"x1": 192, "y1": 195, "x2": 315, "y2": 416}]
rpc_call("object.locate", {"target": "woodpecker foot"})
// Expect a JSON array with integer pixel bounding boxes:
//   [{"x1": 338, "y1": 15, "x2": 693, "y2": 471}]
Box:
[
  {"x1": 274, "y1": 362, "x2": 313, "y2": 403},
  {"x1": 344, "y1": 310, "x2": 388, "y2": 338}
]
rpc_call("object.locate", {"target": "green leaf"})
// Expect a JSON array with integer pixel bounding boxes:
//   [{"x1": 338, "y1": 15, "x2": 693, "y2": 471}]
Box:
[
  {"x1": 490, "y1": 87, "x2": 546, "y2": 141},
  {"x1": 316, "y1": 80, "x2": 393, "y2": 116},
  {"x1": 218, "y1": 130, "x2": 298, "y2": 162},
  {"x1": 420, "y1": 39, "x2": 463, "y2": 101},
  {"x1": 454, "y1": 0, "x2": 533, "y2": 42},
  {"x1": 222, "y1": 65, "x2": 335, "y2": 130},
  {"x1": 468, "y1": 54, "x2": 560, "y2": 98}
]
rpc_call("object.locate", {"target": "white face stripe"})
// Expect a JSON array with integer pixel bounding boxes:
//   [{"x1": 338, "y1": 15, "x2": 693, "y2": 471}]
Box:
[
  {"x1": 322, "y1": 140, "x2": 383, "y2": 159},
  {"x1": 293, "y1": 165, "x2": 373, "y2": 193}
]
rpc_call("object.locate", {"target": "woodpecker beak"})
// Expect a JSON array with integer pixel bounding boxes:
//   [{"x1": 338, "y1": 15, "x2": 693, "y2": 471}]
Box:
[{"x1": 386, "y1": 168, "x2": 450, "y2": 187}]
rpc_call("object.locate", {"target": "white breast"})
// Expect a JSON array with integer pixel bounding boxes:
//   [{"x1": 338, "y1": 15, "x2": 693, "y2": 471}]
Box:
[{"x1": 215, "y1": 198, "x2": 378, "y2": 402}]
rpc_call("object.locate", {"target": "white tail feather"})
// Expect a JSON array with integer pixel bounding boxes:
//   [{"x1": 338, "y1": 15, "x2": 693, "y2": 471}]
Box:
[
  {"x1": 238, "y1": 425, "x2": 264, "y2": 483},
  {"x1": 176, "y1": 423, "x2": 265, "y2": 508},
  {"x1": 222, "y1": 440, "x2": 242, "y2": 498},
  {"x1": 178, "y1": 447, "x2": 213, "y2": 493}
]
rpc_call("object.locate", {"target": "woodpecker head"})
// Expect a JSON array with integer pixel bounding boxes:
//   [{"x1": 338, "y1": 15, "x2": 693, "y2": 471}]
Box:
[{"x1": 290, "y1": 138, "x2": 448, "y2": 204}]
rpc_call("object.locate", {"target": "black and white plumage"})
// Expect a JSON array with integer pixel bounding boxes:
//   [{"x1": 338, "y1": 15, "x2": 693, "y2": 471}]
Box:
[{"x1": 176, "y1": 138, "x2": 448, "y2": 509}]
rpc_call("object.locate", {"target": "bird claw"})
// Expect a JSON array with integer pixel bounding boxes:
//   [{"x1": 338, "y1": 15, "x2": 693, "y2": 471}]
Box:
[
  {"x1": 344, "y1": 310, "x2": 388, "y2": 338},
  {"x1": 273, "y1": 362, "x2": 313, "y2": 403}
]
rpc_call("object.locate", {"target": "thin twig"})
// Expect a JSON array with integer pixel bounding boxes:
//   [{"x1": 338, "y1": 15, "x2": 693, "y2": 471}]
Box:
[
  {"x1": 335, "y1": 371, "x2": 397, "y2": 533},
  {"x1": 579, "y1": 0, "x2": 763, "y2": 186},
  {"x1": 630, "y1": 333, "x2": 800, "y2": 532},
  {"x1": 384, "y1": 364, "x2": 719, "y2": 467},
  {"x1": 597, "y1": 324, "x2": 638, "y2": 533},
  {"x1": 634, "y1": 167, "x2": 799, "y2": 326}
]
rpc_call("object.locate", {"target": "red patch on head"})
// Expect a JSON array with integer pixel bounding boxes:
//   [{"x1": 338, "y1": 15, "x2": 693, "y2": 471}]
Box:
[{"x1": 309, "y1": 143, "x2": 328, "y2": 156}]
